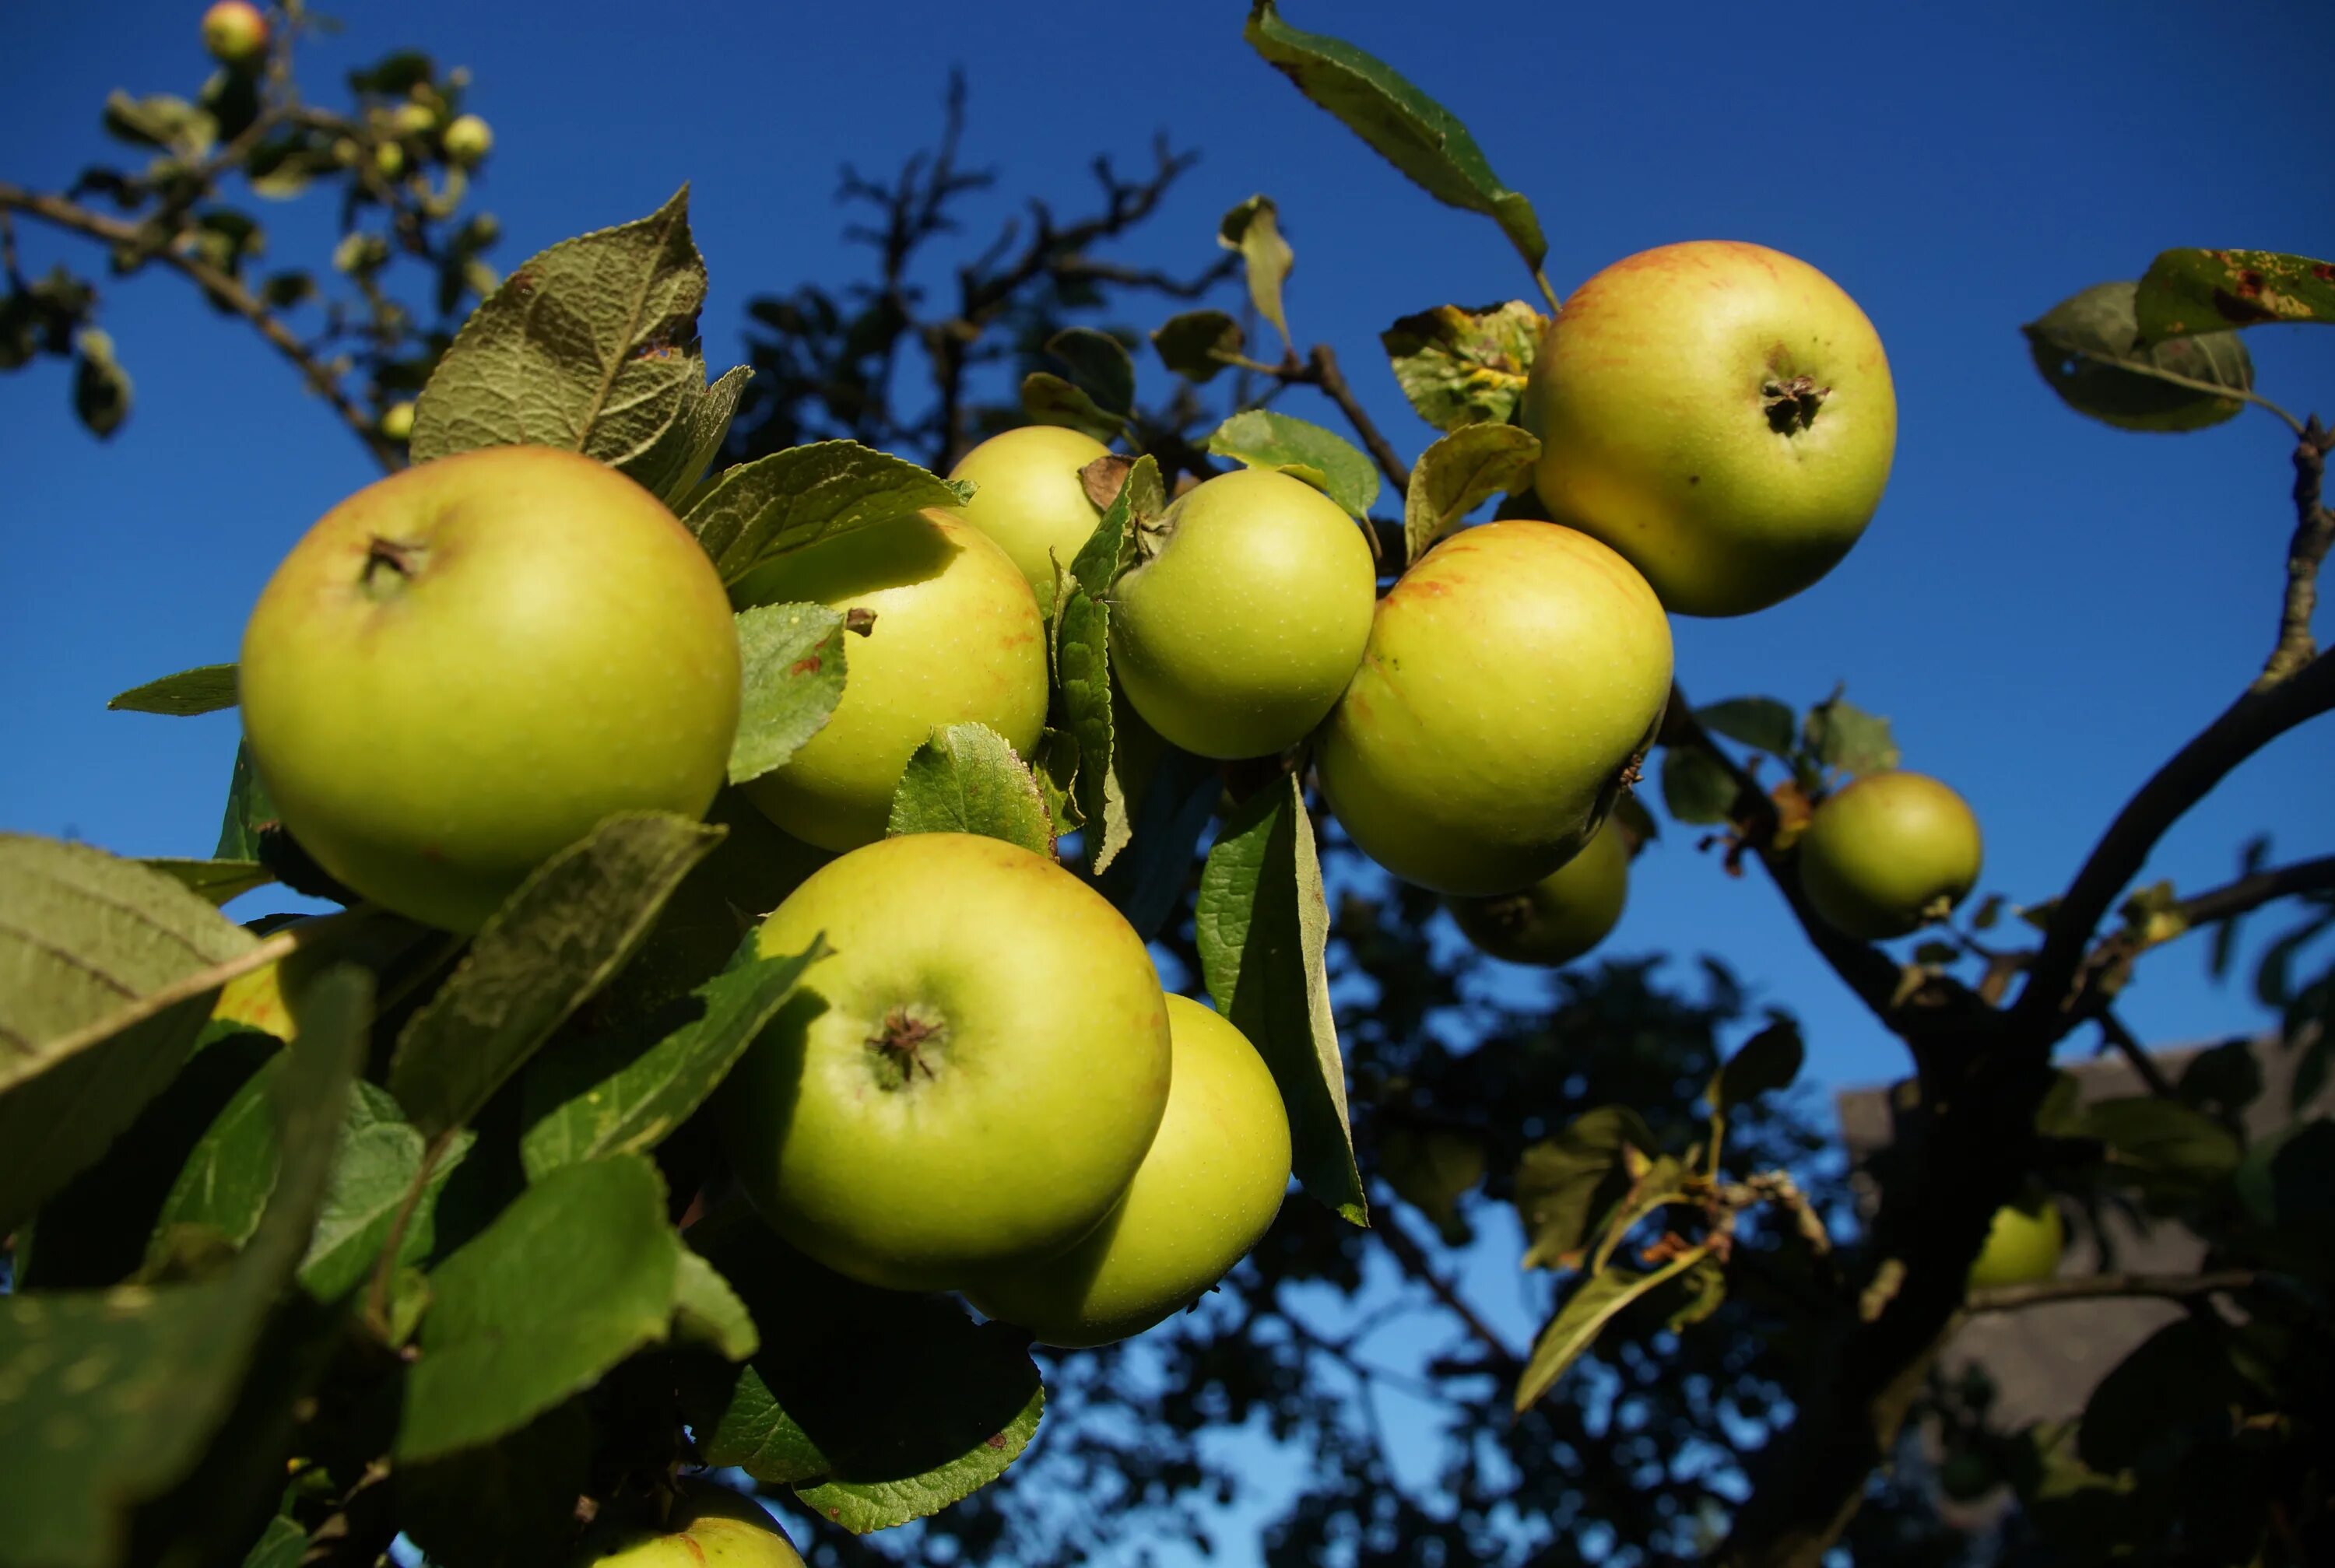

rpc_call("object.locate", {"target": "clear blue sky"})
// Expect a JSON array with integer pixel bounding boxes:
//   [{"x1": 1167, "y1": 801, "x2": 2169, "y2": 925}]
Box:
[{"x1": 2, "y1": 2, "x2": 2330, "y2": 1551}]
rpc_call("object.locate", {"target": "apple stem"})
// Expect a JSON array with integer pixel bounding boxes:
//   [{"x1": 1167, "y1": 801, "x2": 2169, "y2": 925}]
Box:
[{"x1": 1761, "y1": 375, "x2": 1828, "y2": 436}]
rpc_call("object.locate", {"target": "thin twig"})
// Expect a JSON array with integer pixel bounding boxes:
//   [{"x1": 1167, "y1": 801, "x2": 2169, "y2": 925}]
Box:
[
  {"x1": 2094, "y1": 1009, "x2": 2179, "y2": 1099},
  {"x1": 2258, "y1": 416, "x2": 2335, "y2": 690},
  {"x1": 1964, "y1": 1268, "x2": 2258, "y2": 1314}
]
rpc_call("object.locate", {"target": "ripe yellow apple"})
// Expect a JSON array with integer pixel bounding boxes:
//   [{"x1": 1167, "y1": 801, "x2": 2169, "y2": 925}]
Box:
[
  {"x1": 730, "y1": 510, "x2": 1048, "y2": 851},
  {"x1": 716, "y1": 832, "x2": 1171, "y2": 1292},
  {"x1": 574, "y1": 1482, "x2": 803, "y2": 1567},
  {"x1": 945, "y1": 426, "x2": 1111, "y2": 598},
  {"x1": 442, "y1": 114, "x2": 493, "y2": 167},
  {"x1": 1110, "y1": 468, "x2": 1377, "y2": 759},
  {"x1": 238, "y1": 446, "x2": 741, "y2": 934},
  {"x1": 1522, "y1": 240, "x2": 1897, "y2": 617},
  {"x1": 1446, "y1": 817, "x2": 1629, "y2": 966},
  {"x1": 1796, "y1": 770, "x2": 1982, "y2": 939},
  {"x1": 378, "y1": 402, "x2": 415, "y2": 443},
  {"x1": 201, "y1": 1, "x2": 269, "y2": 68},
  {"x1": 965, "y1": 993, "x2": 1290, "y2": 1346},
  {"x1": 1315, "y1": 521, "x2": 1672, "y2": 896},
  {"x1": 1967, "y1": 1201, "x2": 2064, "y2": 1290}
]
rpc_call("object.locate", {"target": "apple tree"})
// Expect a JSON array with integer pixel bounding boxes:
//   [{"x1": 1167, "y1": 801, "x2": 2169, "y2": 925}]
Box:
[{"x1": 2, "y1": 5, "x2": 2331, "y2": 1567}]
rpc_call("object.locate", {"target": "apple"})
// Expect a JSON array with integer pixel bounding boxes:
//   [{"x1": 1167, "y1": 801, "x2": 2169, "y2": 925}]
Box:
[
  {"x1": 716, "y1": 831, "x2": 1171, "y2": 1292},
  {"x1": 442, "y1": 114, "x2": 493, "y2": 167},
  {"x1": 964, "y1": 992, "x2": 1290, "y2": 1346},
  {"x1": 1521, "y1": 240, "x2": 1897, "y2": 617},
  {"x1": 1445, "y1": 816, "x2": 1628, "y2": 966},
  {"x1": 574, "y1": 1482, "x2": 803, "y2": 1567},
  {"x1": 1795, "y1": 770, "x2": 1982, "y2": 939},
  {"x1": 1967, "y1": 1201, "x2": 2064, "y2": 1291},
  {"x1": 200, "y1": 1, "x2": 269, "y2": 68},
  {"x1": 374, "y1": 142, "x2": 406, "y2": 181},
  {"x1": 946, "y1": 425, "x2": 1110, "y2": 601},
  {"x1": 378, "y1": 402, "x2": 415, "y2": 443},
  {"x1": 1315, "y1": 521, "x2": 1673, "y2": 896},
  {"x1": 729, "y1": 508, "x2": 1048, "y2": 852},
  {"x1": 1110, "y1": 468, "x2": 1377, "y2": 759},
  {"x1": 238, "y1": 445, "x2": 741, "y2": 935}
]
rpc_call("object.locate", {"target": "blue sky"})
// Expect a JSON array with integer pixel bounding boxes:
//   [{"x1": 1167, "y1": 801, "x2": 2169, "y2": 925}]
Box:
[{"x1": 2, "y1": 1, "x2": 2330, "y2": 1550}]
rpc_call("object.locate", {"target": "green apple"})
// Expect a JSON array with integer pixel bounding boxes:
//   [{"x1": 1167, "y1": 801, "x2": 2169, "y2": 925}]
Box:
[
  {"x1": 378, "y1": 402, "x2": 415, "y2": 443},
  {"x1": 946, "y1": 425, "x2": 1110, "y2": 598},
  {"x1": 965, "y1": 992, "x2": 1290, "y2": 1346},
  {"x1": 716, "y1": 831, "x2": 1171, "y2": 1292},
  {"x1": 1967, "y1": 1201, "x2": 2064, "y2": 1291},
  {"x1": 388, "y1": 102, "x2": 437, "y2": 138},
  {"x1": 730, "y1": 508, "x2": 1049, "y2": 851},
  {"x1": 442, "y1": 114, "x2": 493, "y2": 167},
  {"x1": 1315, "y1": 521, "x2": 1672, "y2": 896},
  {"x1": 374, "y1": 142, "x2": 406, "y2": 181},
  {"x1": 1522, "y1": 240, "x2": 1897, "y2": 617},
  {"x1": 1446, "y1": 817, "x2": 1629, "y2": 966},
  {"x1": 201, "y1": 0, "x2": 269, "y2": 68},
  {"x1": 575, "y1": 1482, "x2": 803, "y2": 1567},
  {"x1": 1796, "y1": 770, "x2": 1982, "y2": 939},
  {"x1": 239, "y1": 445, "x2": 740, "y2": 935},
  {"x1": 1110, "y1": 468, "x2": 1377, "y2": 759}
]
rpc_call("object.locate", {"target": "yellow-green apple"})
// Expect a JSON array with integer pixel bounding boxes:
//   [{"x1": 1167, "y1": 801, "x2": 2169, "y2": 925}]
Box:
[
  {"x1": 1796, "y1": 770, "x2": 1982, "y2": 939},
  {"x1": 946, "y1": 425, "x2": 1110, "y2": 600},
  {"x1": 378, "y1": 402, "x2": 415, "y2": 443},
  {"x1": 1315, "y1": 521, "x2": 1672, "y2": 896},
  {"x1": 716, "y1": 832, "x2": 1171, "y2": 1291},
  {"x1": 574, "y1": 1482, "x2": 803, "y2": 1567},
  {"x1": 729, "y1": 510, "x2": 1048, "y2": 851},
  {"x1": 238, "y1": 445, "x2": 740, "y2": 935},
  {"x1": 1522, "y1": 240, "x2": 1896, "y2": 617},
  {"x1": 1110, "y1": 468, "x2": 1376, "y2": 759},
  {"x1": 441, "y1": 114, "x2": 493, "y2": 167},
  {"x1": 201, "y1": 0, "x2": 269, "y2": 68},
  {"x1": 1967, "y1": 1201, "x2": 2064, "y2": 1290},
  {"x1": 965, "y1": 993, "x2": 1289, "y2": 1345},
  {"x1": 1446, "y1": 817, "x2": 1629, "y2": 966}
]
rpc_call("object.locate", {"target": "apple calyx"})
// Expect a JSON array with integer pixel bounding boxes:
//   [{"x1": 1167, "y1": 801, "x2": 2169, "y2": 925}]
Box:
[
  {"x1": 1761, "y1": 374, "x2": 1829, "y2": 437},
  {"x1": 867, "y1": 1003, "x2": 948, "y2": 1088},
  {"x1": 844, "y1": 606, "x2": 878, "y2": 636},
  {"x1": 361, "y1": 536, "x2": 428, "y2": 597}
]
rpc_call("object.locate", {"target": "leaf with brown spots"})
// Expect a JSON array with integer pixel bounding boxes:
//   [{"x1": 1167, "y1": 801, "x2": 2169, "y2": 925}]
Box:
[{"x1": 2135, "y1": 248, "x2": 2335, "y2": 341}]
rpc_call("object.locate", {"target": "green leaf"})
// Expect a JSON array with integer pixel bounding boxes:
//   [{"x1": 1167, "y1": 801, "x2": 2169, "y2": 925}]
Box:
[
  {"x1": 73, "y1": 328, "x2": 132, "y2": 440},
  {"x1": 2134, "y1": 248, "x2": 2335, "y2": 339},
  {"x1": 100, "y1": 92, "x2": 216, "y2": 156},
  {"x1": 1244, "y1": 2, "x2": 1547, "y2": 277},
  {"x1": 1694, "y1": 697, "x2": 1797, "y2": 759},
  {"x1": 2077, "y1": 1096, "x2": 2243, "y2": 1195},
  {"x1": 729, "y1": 602, "x2": 847, "y2": 785},
  {"x1": 1514, "y1": 1107, "x2": 1655, "y2": 1269},
  {"x1": 688, "y1": 439, "x2": 969, "y2": 587},
  {"x1": 409, "y1": 188, "x2": 718, "y2": 481},
  {"x1": 1067, "y1": 454, "x2": 1154, "y2": 593},
  {"x1": 1045, "y1": 327, "x2": 1136, "y2": 417},
  {"x1": 1659, "y1": 745, "x2": 1736, "y2": 826},
  {"x1": 0, "y1": 967, "x2": 367, "y2": 1568},
  {"x1": 1196, "y1": 775, "x2": 1364, "y2": 1222},
  {"x1": 1151, "y1": 309, "x2": 1244, "y2": 383},
  {"x1": 1053, "y1": 583, "x2": 1129, "y2": 872},
  {"x1": 1403, "y1": 423, "x2": 1538, "y2": 563},
  {"x1": 886, "y1": 724, "x2": 1054, "y2": 855},
  {"x1": 398, "y1": 1154, "x2": 716, "y2": 1461},
  {"x1": 1031, "y1": 729, "x2": 1083, "y2": 840},
  {"x1": 2078, "y1": 1319, "x2": 2238, "y2": 1472},
  {"x1": 1205, "y1": 408, "x2": 1380, "y2": 520},
  {"x1": 107, "y1": 663, "x2": 237, "y2": 716},
  {"x1": 1711, "y1": 1020, "x2": 1804, "y2": 1112},
  {"x1": 0, "y1": 836, "x2": 262, "y2": 1234},
  {"x1": 679, "y1": 1210, "x2": 1044, "y2": 1532},
  {"x1": 1020, "y1": 372, "x2": 1127, "y2": 444},
  {"x1": 215, "y1": 742, "x2": 276, "y2": 862},
  {"x1": 2024, "y1": 280, "x2": 2255, "y2": 433},
  {"x1": 140, "y1": 858, "x2": 272, "y2": 905},
  {"x1": 1378, "y1": 1122, "x2": 1484, "y2": 1244},
  {"x1": 627, "y1": 364, "x2": 753, "y2": 510},
  {"x1": 1218, "y1": 195, "x2": 1295, "y2": 347},
  {"x1": 1515, "y1": 1261, "x2": 1689, "y2": 1413},
  {"x1": 1803, "y1": 689, "x2": 1900, "y2": 776},
  {"x1": 240, "y1": 1517, "x2": 308, "y2": 1568},
  {"x1": 518, "y1": 935, "x2": 827, "y2": 1180},
  {"x1": 385, "y1": 813, "x2": 723, "y2": 1140},
  {"x1": 1379, "y1": 301, "x2": 1543, "y2": 433},
  {"x1": 1089, "y1": 742, "x2": 1220, "y2": 942},
  {"x1": 670, "y1": 1250, "x2": 759, "y2": 1361}
]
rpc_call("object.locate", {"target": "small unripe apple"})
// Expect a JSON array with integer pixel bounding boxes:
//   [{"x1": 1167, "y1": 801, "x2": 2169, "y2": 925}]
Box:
[
  {"x1": 574, "y1": 1483, "x2": 804, "y2": 1567},
  {"x1": 1110, "y1": 467, "x2": 1376, "y2": 759},
  {"x1": 1795, "y1": 770, "x2": 1982, "y2": 939},
  {"x1": 1445, "y1": 817, "x2": 1628, "y2": 966},
  {"x1": 965, "y1": 993, "x2": 1290, "y2": 1345},
  {"x1": 201, "y1": 1, "x2": 269, "y2": 69},
  {"x1": 945, "y1": 425, "x2": 1109, "y2": 598},
  {"x1": 378, "y1": 402, "x2": 415, "y2": 443},
  {"x1": 730, "y1": 509, "x2": 1048, "y2": 851},
  {"x1": 388, "y1": 102, "x2": 437, "y2": 138},
  {"x1": 374, "y1": 142, "x2": 406, "y2": 180},
  {"x1": 1522, "y1": 240, "x2": 1897, "y2": 617},
  {"x1": 442, "y1": 114, "x2": 493, "y2": 167},
  {"x1": 1315, "y1": 521, "x2": 1673, "y2": 896},
  {"x1": 1966, "y1": 1201, "x2": 2064, "y2": 1290},
  {"x1": 238, "y1": 446, "x2": 741, "y2": 934}
]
